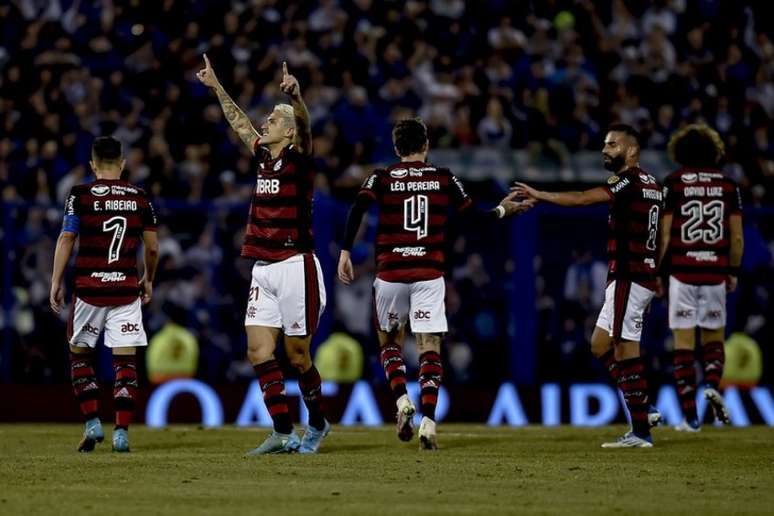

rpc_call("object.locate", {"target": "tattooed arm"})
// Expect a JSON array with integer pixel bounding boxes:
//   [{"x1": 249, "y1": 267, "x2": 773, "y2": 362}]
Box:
[
  {"x1": 197, "y1": 54, "x2": 259, "y2": 154},
  {"x1": 279, "y1": 62, "x2": 313, "y2": 156}
]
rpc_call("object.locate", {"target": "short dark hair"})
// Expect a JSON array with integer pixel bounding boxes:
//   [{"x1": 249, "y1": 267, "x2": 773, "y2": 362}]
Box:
[
  {"x1": 392, "y1": 118, "x2": 428, "y2": 157},
  {"x1": 91, "y1": 136, "x2": 123, "y2": 162},
  {"x1": 668, "y1": 123, "x2": 725, "y2": 168},
  {"x1": 607, "y1": 123, "x2": 641, "y2": 148}
]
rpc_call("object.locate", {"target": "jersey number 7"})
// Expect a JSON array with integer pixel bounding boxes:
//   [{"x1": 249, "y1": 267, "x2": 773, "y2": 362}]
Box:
[{"x1": 103, "y1": 216, "x2": 127, "y2": 264}]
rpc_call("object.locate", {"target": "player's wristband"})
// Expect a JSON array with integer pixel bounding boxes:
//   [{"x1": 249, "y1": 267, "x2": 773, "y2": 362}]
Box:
[{"x1": 494, "y1": 205, "x2": 506, "y2": 219}]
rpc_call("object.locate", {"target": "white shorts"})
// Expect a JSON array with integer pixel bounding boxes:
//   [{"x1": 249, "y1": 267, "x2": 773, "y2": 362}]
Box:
[
  {"x1": 373, "y1": 277, "x2": 448, "y2": 334},
  {"x1": 596, "y1": 280, "x2": 654, "y2": 342},
  {"x1": 245, "y1": 253, "x2": 326, "y2": 336},
  {"x1": 68, "y1": 297, "x2": 147, "y2": 349},
  {"x1": 668, "y1": 276, "x2": 726, "y2": 330}
]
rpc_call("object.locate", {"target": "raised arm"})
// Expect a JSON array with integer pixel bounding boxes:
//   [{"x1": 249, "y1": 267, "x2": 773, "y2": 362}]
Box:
[
  {"x1": 510, "y1": 182, "x2": 610, "y2": 207},
  {"x1": 197, "y1": 54, "x2": 259, "y2": 153},
  {"x1": 279, "y1": 62, "x2": 313, "y2": 155}
]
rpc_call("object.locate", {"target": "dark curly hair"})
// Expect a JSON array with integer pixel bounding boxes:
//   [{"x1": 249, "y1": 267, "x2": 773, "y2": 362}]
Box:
[{"x1": 668, "y1": 123, "x2": 725, "y2": 168}]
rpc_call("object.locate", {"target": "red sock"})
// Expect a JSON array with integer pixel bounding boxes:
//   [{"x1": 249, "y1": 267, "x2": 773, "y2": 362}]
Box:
[
  {"x1": 113, "y1": 355, "x2": 138, "y2": 430},
  {"x1": 599, "y1": 348, "x2": 620, "y2": 383},
  {"x1": 673, "y1": 349, "x2": 698, "y2": 422},
  {"x1": 70, "y1": 352, "x2": 99, "y2": 421},
  {"x1": 299, "y1": 365, "x2": 326, "y2": 431},
  {"x1": 702, "y1": 341, "x2": 725, "y2": 390},
  {"x1": 617, "y1": 357, "x2": 650, "y2": 437},
  {"x1": 380, "y1": 343, "x2": 408, "y2": 401},
  {"x1": 419, "y1": 351, "x2": 443, "y2": 420},
  {"x1": 254, "y1": 359, "x2": 292, "y2": 434}
]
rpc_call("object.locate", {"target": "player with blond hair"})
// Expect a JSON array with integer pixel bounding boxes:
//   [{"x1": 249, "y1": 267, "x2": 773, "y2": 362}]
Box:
[{"x1": 198, "y1": 56, "x2": 328, "y2": 454}]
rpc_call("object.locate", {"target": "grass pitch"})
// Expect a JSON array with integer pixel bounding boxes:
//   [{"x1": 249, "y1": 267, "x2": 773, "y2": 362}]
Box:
[{"x1": 0, "y1": 424, "x2": 772, "y2": 515}]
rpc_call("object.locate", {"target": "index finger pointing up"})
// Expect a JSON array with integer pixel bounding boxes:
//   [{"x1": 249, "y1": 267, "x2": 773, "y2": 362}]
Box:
[
  {"x1": 203, "y1": 53, "x2": 211, "y2": 67},
  {"x1": 282, "y1": 61, "x2": 288, "y2": 77}
]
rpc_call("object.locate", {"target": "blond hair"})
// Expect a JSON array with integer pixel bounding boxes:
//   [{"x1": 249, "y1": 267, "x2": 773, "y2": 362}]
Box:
[{"x1": 273, "y1": 104, "x2": 296, "y2": 129}]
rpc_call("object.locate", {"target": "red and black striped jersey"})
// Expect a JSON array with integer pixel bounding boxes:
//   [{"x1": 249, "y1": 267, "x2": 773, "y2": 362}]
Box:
[
  {"x1": 357, "y1": 161, "x2": 472, "y2": 282},
  {"x1": 662, "y1": 168, "x2": 742, "y2": 285},
  {"x1": 64, "y1": 179, "x2": 157, "y2": 306},
  {"x1": 602, "y1": 167, "x2": 662, "y2": 291},
  {"x1": 241, "y1": 142, "x2": 315, "y2": 262}
]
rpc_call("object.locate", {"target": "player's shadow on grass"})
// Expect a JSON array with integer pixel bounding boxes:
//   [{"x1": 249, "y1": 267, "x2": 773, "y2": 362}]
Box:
[
  {"x1": 325, "y1": 442, "x2": 388, "y2": 452},
  {"x1": 434, "y1": 435, "x2": 501, "y2": 451},
  {"x1": 138, "y1": 440, "x2": 212, "y2": 451}
]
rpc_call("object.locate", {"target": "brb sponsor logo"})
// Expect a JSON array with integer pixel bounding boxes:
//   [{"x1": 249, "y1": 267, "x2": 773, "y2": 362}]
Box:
[
  {"x1": 90, "y1": 272, "x2": 127, "y2": 283},
  {"x1": 121, "y1": 323, "x2": 141, "y2": 334},
  {"x1": 256, "y1": 178, "x2": 280, "y2": 195},
  {"x1": 414, "y1": 310, "x2": 431, "y2": 320},
  {"x1": 81, "y1": 323, "x2": 100, "y2": 336}
]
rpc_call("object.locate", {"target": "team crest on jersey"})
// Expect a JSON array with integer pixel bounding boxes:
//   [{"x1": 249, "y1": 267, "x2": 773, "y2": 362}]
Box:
[
  {"x1": 274, "y1": 159, "x2": 283, "y2": 171},
  {"x1": 681, "y1": 173, "x2": 698, "y2": 183},
  {"x1": 390, "y1": 168, "x2": 408, "y2": 178},
  {"x1": 607, "y1": 175, "x2": 620, "y2": 184},
  {"x1": 91, "y1": 185, "x2": 110, "y2": 196}
]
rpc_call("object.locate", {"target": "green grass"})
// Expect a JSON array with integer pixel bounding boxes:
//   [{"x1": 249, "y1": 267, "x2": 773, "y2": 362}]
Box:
[{"x1": 1, "y1": 424, "x2": 773, "y2": 515}]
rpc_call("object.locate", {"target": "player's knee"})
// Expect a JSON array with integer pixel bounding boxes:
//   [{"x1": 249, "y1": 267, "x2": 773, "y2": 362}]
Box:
[
  {"x1": 246, "y1": 343, "x2": 273, "y2": 365},
  {"x1": 416, "y1": 333, "x2": 442, "y2": 353},
  {"x1": 287, "y1": 350, "x2": 311, "y2": 371}
]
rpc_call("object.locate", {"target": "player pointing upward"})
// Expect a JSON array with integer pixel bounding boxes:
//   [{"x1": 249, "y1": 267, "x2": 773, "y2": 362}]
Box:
[{"x1": 198, "y1": 56, "x2": 328, "y2": 454}]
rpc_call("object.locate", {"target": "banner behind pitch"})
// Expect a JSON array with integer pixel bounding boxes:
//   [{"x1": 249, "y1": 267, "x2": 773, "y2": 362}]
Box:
[{"x1": 144, "y1": 380, "x2": 774, "y2": 427}]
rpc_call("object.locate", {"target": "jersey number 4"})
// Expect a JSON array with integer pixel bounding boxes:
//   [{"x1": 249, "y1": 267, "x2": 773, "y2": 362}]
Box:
[
  {"x1": 681, "y1": 200, "x2": 723, "y2": 244},
  {"x1": 103, "y1": 216, "x2": 127, "y2": 264},
  {"x1": 404, "y1": 195, "x2": 429, "y2": 240}
]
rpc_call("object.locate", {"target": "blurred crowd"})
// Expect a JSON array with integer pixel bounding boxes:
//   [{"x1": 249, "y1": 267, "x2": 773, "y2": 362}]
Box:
[{"x1": 1, "y1": 0, "x2": 773, "y2": 386}]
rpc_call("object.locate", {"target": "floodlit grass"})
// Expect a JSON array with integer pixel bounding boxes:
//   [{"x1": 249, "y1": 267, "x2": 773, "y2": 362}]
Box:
[{"x1": 0, "y1": 424, "x2": 772, "y2": 515}]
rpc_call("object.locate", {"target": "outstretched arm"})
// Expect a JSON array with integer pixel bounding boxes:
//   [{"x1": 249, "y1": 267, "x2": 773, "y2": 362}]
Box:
[
  {"x1": 280, "y1": 62, "x2": 313, "y2": 155},
  {"x1": 197, "y1": 54, "x2": 259, "y2": 153},
  {"x1": 510, "y1": 182, "x2": 610, "y2": 207}
]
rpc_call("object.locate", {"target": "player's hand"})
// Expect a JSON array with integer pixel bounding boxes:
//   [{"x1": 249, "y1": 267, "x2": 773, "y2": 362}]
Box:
[
  {"x1": 196, "y1": 54, "x2": 220, "y2": 88},
  {"x1": 509, "y1": 182, "x2": 541, "y2": 202},
  {"x1": 500, "y1": 198, "x2": 535, "y2": 217},
  {"x1": 279, "y1": 61, "x2": 300, "y2": 99},
  {"x1": 50, "y1": 282, "x2": 65, "y2": 314},
  {"x1": 726, "y1": 275, "x2": 738, "y2": 293},
  {"x1": 140, "y1": 276, "x2": 153, "y2": 305},
  {"x1": 338, "y1": 250, "x2": 354, "y2": 285}
]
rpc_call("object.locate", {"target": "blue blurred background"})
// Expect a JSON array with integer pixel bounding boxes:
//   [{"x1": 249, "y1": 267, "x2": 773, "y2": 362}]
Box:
[{"x1": 1, "y1": 0, "x2": 772, "y2": 395}]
